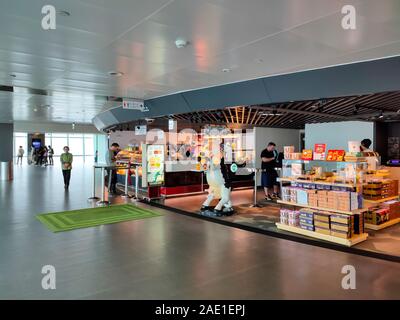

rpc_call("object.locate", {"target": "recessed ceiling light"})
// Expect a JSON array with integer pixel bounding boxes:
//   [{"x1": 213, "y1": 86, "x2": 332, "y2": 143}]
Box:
[
  {"x1": 108, "y1": 71, "x2": 124, "y2": 77},
  {"x1": 222, "y1": 68, "x2": 231, "y2": 73},
  {"x1": 9, "y1": 74, "x2": 16, "y2": 78},
  {"x1": 33, "y1": 108, "x2": 38, "y2": 112},
  {"x1": 175, "y1": 38, "x2": 189, "y2": 48},
  {"x1": 255, "y1": 58, "x2": 264, "y2": 63},
  {"x1": 57, "y1": 10, "x2": 71, "y2": 17}
]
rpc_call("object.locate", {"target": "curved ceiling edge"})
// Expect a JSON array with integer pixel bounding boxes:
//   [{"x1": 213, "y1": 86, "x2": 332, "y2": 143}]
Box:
[{"x1": 92, "y1": 56, "x2": 400, "y2": 131}]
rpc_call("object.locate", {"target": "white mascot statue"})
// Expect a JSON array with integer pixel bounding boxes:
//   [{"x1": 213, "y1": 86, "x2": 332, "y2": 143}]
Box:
[{"x1": 200, "y1": 143, "x2": 234, "y2": 216}]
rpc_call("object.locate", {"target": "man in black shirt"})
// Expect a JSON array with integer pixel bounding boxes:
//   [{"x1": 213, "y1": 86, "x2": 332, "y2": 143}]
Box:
[{"x1": 260, "y1": 142, "x2": 279, "y2": 201}]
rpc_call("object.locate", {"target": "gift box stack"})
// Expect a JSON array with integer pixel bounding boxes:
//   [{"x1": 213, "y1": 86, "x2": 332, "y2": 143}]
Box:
[
  {"x1": 381, "y1": 200, "x2": 400, "y2": 219},
  {"x1": 365, "y1": 207, "x2": 390, "y2": 225},
  {"x1": 280, "y1": 208, "x2": 289, "y2": 225},
  {"x1": 299, "y1": 208, "x2": 314, "y2": 231},
  {"x1": 307, "y1": 190, "x2": 318, "y2": 207},
  {"x1": 288, "y1": 210, "x2": 300, "y2": 226},
  {"x1": 314, "y1": 211, "x2": 331, "y2": 235},
  {"x1": 317, "y1": 191, "x2": 329, "y2": 209},
  {"x1": 281, "y1": 187, "x2": 291, "y2": 202},
  {"x1": 330, "y1": 214, "x2": 354, "y2": 239},
  {"x1": 363, "y1": 180, "x2": 398, "y2": 200},
  {"x1": 280, "y1": 209, "x2": 300, "y2": 226}
]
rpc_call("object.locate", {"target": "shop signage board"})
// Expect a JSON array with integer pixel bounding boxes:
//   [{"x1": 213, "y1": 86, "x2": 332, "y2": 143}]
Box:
[
  {"x1": 146, "y1": 144, "x2": 164, "y2": 185},
  {"x1": 135, "y1": 125, "x2": 147, "y2": 136},
  {"x1": 122, "y1": 99, "x2": 147, "y2": 111}
]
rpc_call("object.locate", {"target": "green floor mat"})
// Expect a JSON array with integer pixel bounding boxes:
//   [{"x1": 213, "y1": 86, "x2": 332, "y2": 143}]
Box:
[{"x1": 36, "y1": 204, "x2": 163, "y2": 232}]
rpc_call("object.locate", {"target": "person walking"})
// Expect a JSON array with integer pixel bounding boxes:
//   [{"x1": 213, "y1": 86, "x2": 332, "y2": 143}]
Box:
[
  {"x1": 105, "y1": 143, "x2": 120, "y2": 195},
  {"x1": 17, "y1": 146, "x2": 24, "y2": 165},
  {"x1": 48, "y1": 146, "x2": 54, "y2": 165},
  {"x1": 43, "y1": 146, "x2": 49, "y2": 166},
  {"x1": 60, "y1": 146, "x2": 73, "y2": 189},
  {"x1": 260, "y1": 142, "x2": 280, "y2": 201}
]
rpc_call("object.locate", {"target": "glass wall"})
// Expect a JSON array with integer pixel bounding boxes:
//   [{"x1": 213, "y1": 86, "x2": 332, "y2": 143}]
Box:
[{"x1": 14, "y1": 132, "x2": 96, "y2": 160}]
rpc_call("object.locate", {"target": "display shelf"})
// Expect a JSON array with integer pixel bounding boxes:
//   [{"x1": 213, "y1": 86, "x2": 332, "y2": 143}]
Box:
[
  {"x1": 275, "y1": 223, "x2": 368, "y2": 246},
  {"x1": 277, "y1": 200, "x2": 366, "y2": 215},
  {"x1": 278, "y1": 177, "x2": 355, "y2": 188},
  {"x1": 363, "y1": 195, "x2": 399, "y2": 204},
  {"x1": 365, "y1": 218, "x2": 400, "y2": 230}
]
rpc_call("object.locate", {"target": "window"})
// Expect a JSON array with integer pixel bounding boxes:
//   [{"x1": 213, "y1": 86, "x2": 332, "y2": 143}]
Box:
[
  {"x1": 84, "y1": 136, "x2": 94, "y2": 156},
  {"x1": 14, "y1": 132, "x2": 97, "y2": 158},
  {"x1": 51, "y1": 137, "x2": 68, "y2": 156},
  {"x1": 69, "y1": 137, "x2": 84, "y2": 156}
]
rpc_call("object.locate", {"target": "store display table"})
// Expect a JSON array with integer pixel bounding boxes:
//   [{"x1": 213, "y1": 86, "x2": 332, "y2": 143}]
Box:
[{"x1": 276, "y1": 223, "x2": 368, "y2": 247}]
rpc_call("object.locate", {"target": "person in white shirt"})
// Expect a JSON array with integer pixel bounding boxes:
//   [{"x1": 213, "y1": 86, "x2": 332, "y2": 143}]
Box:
[{"x1": 17, "y1": 146, "x2": 24, "y2": 165}]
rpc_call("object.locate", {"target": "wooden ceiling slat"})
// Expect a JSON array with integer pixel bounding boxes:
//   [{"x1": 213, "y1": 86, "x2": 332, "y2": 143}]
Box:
[
  {"x1": 246, "y1": 107, "x2": 252, "y2": 124},
  {"x1": 227, "y1": 108, "x2": 235, "y2": 123},
  {"x1": 222, "y1": 110, "x2": 230, "y2": 123},
  {"x1": 235, "y1": 107, "x2": 239, "y2": 124},
  {"x1": 250, "y1": 108, "x2": 259, "y2": 124}
]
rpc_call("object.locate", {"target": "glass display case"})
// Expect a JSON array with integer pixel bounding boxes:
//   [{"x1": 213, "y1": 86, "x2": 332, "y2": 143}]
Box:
[{"x1": 281, "y1": 159, "x2": 368, "y2": 187}]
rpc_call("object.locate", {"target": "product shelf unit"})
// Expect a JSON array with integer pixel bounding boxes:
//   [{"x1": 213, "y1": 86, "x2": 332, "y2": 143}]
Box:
[
  {"x1": 363, "y1": 195, "x2": 399, "y2": 204},
  {"x1": 277, "y1": 159, "x2": 368, "y2": 246},
  {"x1": 276, "y1": 200, "x2": 366, "y2": 215},
  {"x1": 275, "y1": 223, "x2": 368, "y2": 247},
  {"x1": 365, "y1": 217, "x2": 400, "y2": 230},
  {"x1": 278, "y1": 177, "x2": 355, "y2": 189}
]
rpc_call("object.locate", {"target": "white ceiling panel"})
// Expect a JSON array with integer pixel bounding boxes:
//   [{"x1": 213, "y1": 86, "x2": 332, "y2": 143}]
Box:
[{"x1": 0, "y1": 0, "x2": 399, "y2": 124}]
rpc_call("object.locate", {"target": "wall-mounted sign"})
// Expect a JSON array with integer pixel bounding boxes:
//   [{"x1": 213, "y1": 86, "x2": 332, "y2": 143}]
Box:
[
  {"x1": 122, "y1": 99, "x2": 148, "y2": 111},
  {"x1": 135, "y1": 125, "x2": 147, "y2": 136}
]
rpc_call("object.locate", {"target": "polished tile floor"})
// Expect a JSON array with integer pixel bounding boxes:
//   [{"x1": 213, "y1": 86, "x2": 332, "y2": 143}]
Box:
[{"x1": 1, "y1": 160, "x2": 400, "y2": 299}]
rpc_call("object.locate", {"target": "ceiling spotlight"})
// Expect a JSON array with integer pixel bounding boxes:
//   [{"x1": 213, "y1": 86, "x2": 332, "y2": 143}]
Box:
[
  {"x1": 57, "y1": 10, "x2": 71, "y2": 16},
  {"x1": 33, "y1": 108, "x2": 38, "y2": 112},
  {"x1": 222, "y1": 68, "x2": 232, "y2": 73},
  {"x1": 108, "y1": 71, "x2": 124, "y2": 77},
  {"x1": 175, "y1": 38, "x2": 189, "y2": 48}
]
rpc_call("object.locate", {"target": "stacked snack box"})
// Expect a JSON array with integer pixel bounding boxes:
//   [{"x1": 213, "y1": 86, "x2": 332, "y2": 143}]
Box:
[
  {"x1": 381, "y1": 200, "x2": 400, "y2": 219},
  {"x1": 296, "y1": 189, "x2": 308, "y2": 205},
  {"x1": 363, "y1": 180, "x2": 398, "y2": 200},
  {"x1": 281, "y1": 187, "x2": 291, "y2": 202},
  {"x1": 317, "y1": 191, "x2": 329, "y2": 208},
  {"x1": 288, "y1": 210, "x2": 300, "y2": 226},
  {"x1": 280, "y1": 208, "x2": 289, "y2": 225},
  {"x1": 307, "y1": 190, "x2": 318, "y2": 207},
  {"x1": 299, "y1": 208, "x2": 314, "y2": 231},
  {"x1": 330, "y1": 214, "x2": 354, "y2": 239},
  {"x1": 280, "y1": 209, "x2": 300, "y2": 226},
  {"x1": 314, "y1": 211, "x2": 331, "y2": 235},
  {"x1": 290, "y1": 188, "x2": 297, "y2": 203},
  {"x1": 365, "y1": 207, "x2": 390, "y2": 225}
]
